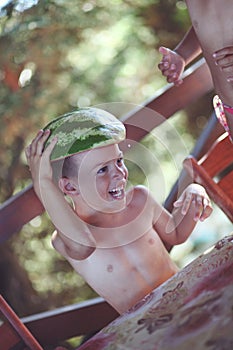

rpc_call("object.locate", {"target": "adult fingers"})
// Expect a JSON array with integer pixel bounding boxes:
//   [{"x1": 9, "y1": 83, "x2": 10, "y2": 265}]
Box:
[
  {"x1": 213, "y1": 46, "x2": 233, "y2": 58},
  {"x1": 216, "y1": 56, "x2": 233, "y2": 69},
  {"x1": 159, "y1": 46, "x2": 172, "y2": 60}
]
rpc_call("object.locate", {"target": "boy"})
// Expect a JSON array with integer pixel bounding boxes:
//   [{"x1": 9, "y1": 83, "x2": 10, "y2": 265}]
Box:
[
  {"x1": 158, "y1": 0, "x2": 233, "y2": 141},
  {"x1": 25, "y1": 107, "x2": 212, "y2": 314}
]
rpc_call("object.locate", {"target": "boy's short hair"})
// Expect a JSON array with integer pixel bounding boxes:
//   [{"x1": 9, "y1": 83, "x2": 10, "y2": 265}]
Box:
[
  {"x1": 52, "y1": 154, "x2": 81, "y2": 183},
  {"x1": 43, "y1": 107, "x2": 126, "y2": 161}
]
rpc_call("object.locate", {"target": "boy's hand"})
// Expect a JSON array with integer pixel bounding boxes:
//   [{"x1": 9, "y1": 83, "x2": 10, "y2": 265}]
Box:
[
  {"x1": 158, "y1": 46, "x2": 185, "y2": 86},
  {"x1": 25, "y1": 129, "x2": 57, "y2": 198},
  {"x1": 173, "y1": 184, "x2": 213, "y2": 222},
  {"x1": 213, "y1": 46, "x2": 233, "y2": 82}
]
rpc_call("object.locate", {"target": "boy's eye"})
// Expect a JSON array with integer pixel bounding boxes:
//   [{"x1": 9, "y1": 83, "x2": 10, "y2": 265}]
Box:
[
  {"x1": 117, "y1": 157, "x2": 124, "y2": 165},
  {"x1": 97, "y1": 166, "x2": 108, "y2": 174}
]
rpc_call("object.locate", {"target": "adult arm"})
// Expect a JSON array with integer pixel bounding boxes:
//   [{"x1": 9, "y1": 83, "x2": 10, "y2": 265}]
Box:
[{"x1": 158, "y1": 26, "x2": 202, "y2": 85}]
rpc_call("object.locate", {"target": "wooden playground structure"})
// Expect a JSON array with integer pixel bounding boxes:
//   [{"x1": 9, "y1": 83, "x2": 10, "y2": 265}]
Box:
[{"x1": 1, "y1": 58, "x2": 233, "y2": 349}]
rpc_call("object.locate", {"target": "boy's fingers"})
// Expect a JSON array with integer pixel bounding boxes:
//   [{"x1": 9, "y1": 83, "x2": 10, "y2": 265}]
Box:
[
  {"x1": 174, "y1": 191, "x2": 191, "y2": 215},
  {"x1": 194, "y1": 195, "x2": 203, "y2": 221},
  {"x1": 200, "y1": 205, "x2": 213, "y2": 221},
  {"x1": 200, "y1": 198, "x2": 213, "y2": 221},
  {"x1": 174, "y1": 187, "x2": 212, "y2": 221},
  {"x1": 42, "y1": 136, "x2": 58, "y2": 159},
  {"x1": 36, "y1": 129, "x2": 51, "y2": 155},
  {"x1": 25, "y1": 145, "x2": 31, "y2": 158},
  {"x1": 29, "y1": 130, "x2": 45, "y2": 155},
  {"x1": 173, "y1": 190, "x2": 186, "y2": 208},
  {"x1": 181, "y1": 193, "x2": 192, "y2": 215},
  {"x1": 194, "y1": 195, "x2": 213, "y2": 221},
  {"x1": 29, "y1": 130, "x2": 51, "y2": 156}
]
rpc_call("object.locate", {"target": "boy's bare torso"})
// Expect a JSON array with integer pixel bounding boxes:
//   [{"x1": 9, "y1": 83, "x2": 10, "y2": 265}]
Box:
[
  {"x1": 186, "y1": 0, "x2": 233, "y2": 105},
  {"x1": 59, "y1": 186, "x2": 178, "y2": 314},
  {"x1": 27, "y1": 128, "x2": 213, "y2": 316}
]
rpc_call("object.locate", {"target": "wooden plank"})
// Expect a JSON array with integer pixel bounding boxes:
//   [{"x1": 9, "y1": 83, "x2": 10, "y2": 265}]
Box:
[
  {"x1": 21, "y1": 297, "x2": 118, "y2": 346},
  {"x1": 0, "y1": 322, "x2": 24, "y2": 350},
  {"x1": 0, "y1": 184, "x2": 44, "y2": 243},
  {"x1": 0, "y1": 295, "x2": 43, "y2": 350}
]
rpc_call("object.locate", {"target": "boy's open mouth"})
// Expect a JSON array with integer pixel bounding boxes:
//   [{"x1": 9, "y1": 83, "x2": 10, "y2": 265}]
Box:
[{"x1": 109, "y1": 186, "x2": 124, "y2": 199}]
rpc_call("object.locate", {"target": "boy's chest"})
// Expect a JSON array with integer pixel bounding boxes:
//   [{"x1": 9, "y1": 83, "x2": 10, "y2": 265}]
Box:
[
  {"x1": 88, "y1": 205, "x2": 154, "y2": 249},
  {"x1": 73, "y1": 227, "x2": 169, "y2": 288}
]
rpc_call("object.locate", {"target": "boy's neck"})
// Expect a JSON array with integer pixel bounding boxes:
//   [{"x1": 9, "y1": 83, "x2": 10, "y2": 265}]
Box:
[
  {"x1": 73, "y1": 200, "x2": 126, "y2": 228},
  {"x1": 72, "y1": 188, "x2": 134, "y2": 228}
]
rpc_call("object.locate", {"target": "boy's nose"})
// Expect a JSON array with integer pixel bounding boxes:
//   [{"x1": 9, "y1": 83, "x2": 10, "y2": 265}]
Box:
[{"x1": 113, "y1": 164, "x2": 124, "y2": 178}]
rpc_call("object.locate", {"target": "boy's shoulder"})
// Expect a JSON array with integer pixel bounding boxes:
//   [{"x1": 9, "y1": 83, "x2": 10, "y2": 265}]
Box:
[
  {"x1": 130, "y1": 185, "x2": 161, "y2": 209},
  {"x1": 127, "y1": 185, "x2": 155, "y2": 206},
  {"x1": 129, "y1": 184, "x2": 149, "y2": 196}
]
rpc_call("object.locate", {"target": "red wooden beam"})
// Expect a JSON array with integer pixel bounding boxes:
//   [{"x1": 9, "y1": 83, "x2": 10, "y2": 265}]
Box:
[
  {"x1": 0, "y1": 184, "x2": 44, "y2": 243},
  {"x1": 21, "y1": 297, "x2": 118, "y2": 346},
  {"x1": 0, "y1": 295, "x2": 43, "y2": 350}
]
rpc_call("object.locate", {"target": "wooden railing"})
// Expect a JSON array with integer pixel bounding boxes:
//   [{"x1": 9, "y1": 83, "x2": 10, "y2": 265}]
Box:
[
  {"x1": 21, "y1": 297, "x2": 118, "y2": 346},
  {"x1": 0, "y1": 58, "x2": 223, "y2": 348}
]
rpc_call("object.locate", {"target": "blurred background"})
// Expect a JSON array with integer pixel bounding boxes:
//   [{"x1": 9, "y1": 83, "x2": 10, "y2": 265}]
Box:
[{"x1": 0, "y1": 0, "x2": 232, "y2": 347}]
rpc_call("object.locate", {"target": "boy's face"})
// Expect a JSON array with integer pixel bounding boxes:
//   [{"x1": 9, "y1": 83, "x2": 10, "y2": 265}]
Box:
[{"x1": 74, "y1": 143, "x2": 128, "y2": 213}]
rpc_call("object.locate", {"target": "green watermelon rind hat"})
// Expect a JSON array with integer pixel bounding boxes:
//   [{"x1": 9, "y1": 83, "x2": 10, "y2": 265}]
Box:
[{"x1": 44, "y1": 107, "x2": 126, "y2": 161}]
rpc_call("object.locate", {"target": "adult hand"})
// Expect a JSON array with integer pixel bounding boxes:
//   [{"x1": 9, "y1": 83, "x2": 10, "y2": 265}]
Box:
[
  {"x1": 158, "y1": 46, "x2": 185, "y2": 86},
  {"x1": 213, "y1": 46, "x2": 233, "y2": 82}
]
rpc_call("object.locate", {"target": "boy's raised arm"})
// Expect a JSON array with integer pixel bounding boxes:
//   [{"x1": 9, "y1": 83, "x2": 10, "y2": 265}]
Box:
[{"x1": 25, "y1": 130, "x2": 96, "y2": 260}]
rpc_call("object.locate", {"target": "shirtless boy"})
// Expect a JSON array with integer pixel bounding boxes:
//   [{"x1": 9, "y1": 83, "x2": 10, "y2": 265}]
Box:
[
  {"x1": 158, "y1": 0, "x2": 233, "y2": 141},
  {"x1": 25, "y1": 107, "x2": 212, "y2": 314}
]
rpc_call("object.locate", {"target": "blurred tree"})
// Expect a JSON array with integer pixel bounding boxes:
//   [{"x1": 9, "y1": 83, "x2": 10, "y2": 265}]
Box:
[{"x1": 0, "y1": 0, "x2": 211, "y2": 322}]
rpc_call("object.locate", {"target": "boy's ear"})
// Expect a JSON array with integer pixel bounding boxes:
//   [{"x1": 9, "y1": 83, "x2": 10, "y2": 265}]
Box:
[{"x1": 58, "y1": 177, "x2": 79, "y2": 195}]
